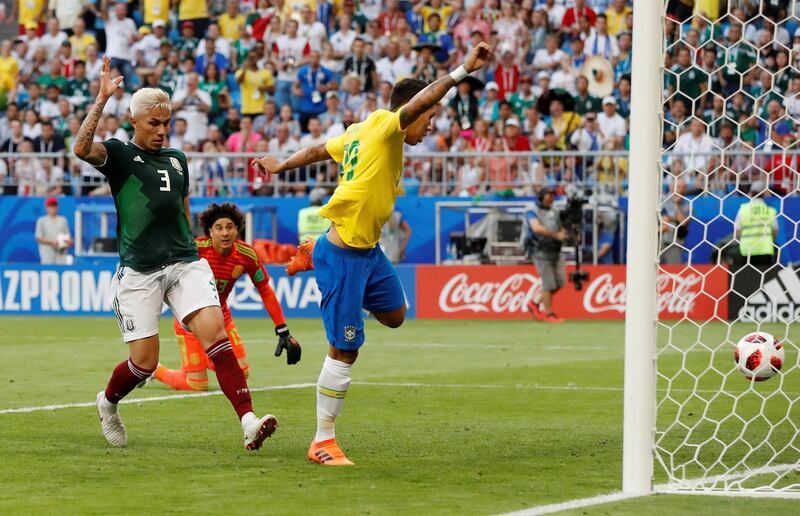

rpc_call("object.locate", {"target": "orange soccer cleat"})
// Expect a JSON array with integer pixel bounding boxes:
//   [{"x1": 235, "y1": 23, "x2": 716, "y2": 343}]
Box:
[
  {"x1": 308, "y1": 438, "x2": 354, "y2": 466},
  {"x1": 286, "y1": 238, "x2": 315, "y2": 276},
  {"x1": 543, "y1": 312, "x2": 565, "y2": 324},
  {"x1": 527, "y1": 301, "x2": 545, "y2": 321}
]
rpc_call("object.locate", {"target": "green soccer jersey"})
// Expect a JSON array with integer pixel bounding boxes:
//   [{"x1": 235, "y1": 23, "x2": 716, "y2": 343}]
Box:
[{"x1": 96, "y1": 138, "x2": 198, "y2": 271}]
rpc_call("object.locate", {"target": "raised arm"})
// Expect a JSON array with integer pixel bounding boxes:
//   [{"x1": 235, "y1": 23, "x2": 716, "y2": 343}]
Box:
[
  {"x1": 73, "y1": 55, "x2": 123, "y2": 166},
  {"x1": 398, "y1": 42, "x2": 492, "y2": 130},
  {"x1": 254, "y1": 143, "x2": 332, "y2": 175}
]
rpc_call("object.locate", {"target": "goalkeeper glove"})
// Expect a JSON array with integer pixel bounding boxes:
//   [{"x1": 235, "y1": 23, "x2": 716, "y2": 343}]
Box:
[{"x1": 274, "y1": 324, "x2": 301, "y2": 365}]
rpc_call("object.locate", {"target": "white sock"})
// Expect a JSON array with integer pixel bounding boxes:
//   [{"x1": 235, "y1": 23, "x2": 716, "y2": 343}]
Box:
[
  {"x1": 100, "y1": 393, "x2": 117, "y2": 412},
  {"x1": 315, "y1": 355, "x2": 352, "y2": 443},
  {"x1": 241, "y1": 411, "x2": 258, "y2": 431}
]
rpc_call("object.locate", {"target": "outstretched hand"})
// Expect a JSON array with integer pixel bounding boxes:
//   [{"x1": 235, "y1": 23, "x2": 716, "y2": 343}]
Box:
[
  {"x1": 254, "y1": 155, "x2": 283, "y2": 175},
  {"x1": 464, "y1": 42, "x2": 493, "y2": 73},
  {"x1": 99, "y1": 55, "x2": 124, "y2": 100}
]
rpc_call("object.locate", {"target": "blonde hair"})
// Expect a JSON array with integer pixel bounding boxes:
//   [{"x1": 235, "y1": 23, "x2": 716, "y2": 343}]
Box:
[{"x1": 129, "y1": 88, "x2": 171, "y2": 118}]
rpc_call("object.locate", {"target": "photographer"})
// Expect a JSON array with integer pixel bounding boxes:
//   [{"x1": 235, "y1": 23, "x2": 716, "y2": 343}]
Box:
[{"x1": 525, "y1": 187, "x2": 568, "y2": 323}]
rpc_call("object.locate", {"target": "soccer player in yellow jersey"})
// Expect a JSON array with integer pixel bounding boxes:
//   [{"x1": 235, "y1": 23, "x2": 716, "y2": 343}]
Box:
[{"x1": 255, "y1": 42, "x2": 493, "y2": 466}]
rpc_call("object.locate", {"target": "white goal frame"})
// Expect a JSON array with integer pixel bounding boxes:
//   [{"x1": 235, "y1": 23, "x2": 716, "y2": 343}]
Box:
[
  {"x1": 623, "y1": 1, "x2": 800, "y2": 500},
  {"x1": 622, "y1": 0, "x2": 661, "y2": 498}
]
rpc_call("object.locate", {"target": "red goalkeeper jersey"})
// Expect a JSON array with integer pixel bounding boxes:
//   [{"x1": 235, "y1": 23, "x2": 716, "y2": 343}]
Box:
[{"x1": 196, "y1": 237, "x2": 285, "y2": 326}]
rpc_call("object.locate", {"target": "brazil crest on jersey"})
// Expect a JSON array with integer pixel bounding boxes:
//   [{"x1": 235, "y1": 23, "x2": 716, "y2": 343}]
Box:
[{"x1": 95, "y1": 138, "x2": 198, "y2": 271}]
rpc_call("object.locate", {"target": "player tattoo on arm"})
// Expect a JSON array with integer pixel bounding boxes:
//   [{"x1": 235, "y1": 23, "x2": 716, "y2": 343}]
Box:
[
  {"x1": 73, "y1": 100, "x2": 108, "y2": 166},
  {"x1": 254, "y1": 143, "x2": 332, "y2": 174},
  {"x1": 74, "y1": 55, "x2": 123, "y2": 166},
  {"x1": 398, "y1": 75, "x2": 456, "y2": 130},
  {"x1": 399, "y1": 42, "x2": 492, "y2": 130}
]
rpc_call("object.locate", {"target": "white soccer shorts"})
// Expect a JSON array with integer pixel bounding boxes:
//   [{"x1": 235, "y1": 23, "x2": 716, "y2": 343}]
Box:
[{"x1": 110, "y1": 259, "x2": 220, "y2": 342}]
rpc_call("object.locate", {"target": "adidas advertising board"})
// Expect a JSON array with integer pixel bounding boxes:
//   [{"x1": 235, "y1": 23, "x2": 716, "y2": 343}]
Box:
[{"x1": 729, "y1": 263, "x2": 800, "y2": 323}]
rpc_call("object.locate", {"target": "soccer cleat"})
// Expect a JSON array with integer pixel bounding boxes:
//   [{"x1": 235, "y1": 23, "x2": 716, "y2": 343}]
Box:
[
  {"x1": 286, "y1": 238, "x2": 315, "y2": 276},
  {"x1": 243, "y1": 414, "x2": 278, "y2": 451},
  {"x1": 308, "y1": 438, "x2": 354, "y2": 466},
  {"x1": 544, "y1": 313, "x2": 565, "y2": 324},
  {"x1": 96, "y1": 391, "x2": 127, "y2": 447},
  {"x1": 527, "y1": 301, "x2": 545, "y2": 321}
]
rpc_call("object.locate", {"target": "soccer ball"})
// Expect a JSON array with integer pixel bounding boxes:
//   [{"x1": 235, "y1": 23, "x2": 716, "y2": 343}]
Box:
[
  {"x1": 734, "y1": 332, "x2": 784, "y2": 382},
  {"x1": 55, "y1": 233, "x2": 70, "y2": 249}
]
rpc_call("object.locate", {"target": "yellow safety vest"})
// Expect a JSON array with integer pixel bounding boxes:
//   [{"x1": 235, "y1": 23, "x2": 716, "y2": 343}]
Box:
[
  {"x1": 738, "y1": 200, "x2": 776, "y2": 257},
  {"x1": 297, "y1": 206, "x2": 330, "y2": 243}
]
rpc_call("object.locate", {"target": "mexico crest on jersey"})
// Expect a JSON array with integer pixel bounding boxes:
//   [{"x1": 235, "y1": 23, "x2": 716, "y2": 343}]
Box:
[{"x1": 170, "y1": 157, "x2": 183, "y2": 172}]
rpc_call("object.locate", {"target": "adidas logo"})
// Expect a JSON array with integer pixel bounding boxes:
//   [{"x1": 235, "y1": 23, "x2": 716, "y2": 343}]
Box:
[
  {"x1": 133, "y1": 155, "x2": 144, "y2": 163},
  {"x1": 738, "y1": 267, "x2": 800, "y2": 323}
]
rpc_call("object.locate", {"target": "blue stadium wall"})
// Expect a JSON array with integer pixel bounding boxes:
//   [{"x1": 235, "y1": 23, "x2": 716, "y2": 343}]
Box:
[{"x1": 0, "y1": 195, "x2": 799, "y2": 265}]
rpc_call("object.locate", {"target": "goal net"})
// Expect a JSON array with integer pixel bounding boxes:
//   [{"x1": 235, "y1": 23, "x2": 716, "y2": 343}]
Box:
[{"x1": 654, "y1": 1, "x2": 800, "y2": 496}]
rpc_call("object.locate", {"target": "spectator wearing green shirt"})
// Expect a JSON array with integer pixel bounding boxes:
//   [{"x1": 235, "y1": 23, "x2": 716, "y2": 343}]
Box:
[
  {"x1": 66, "y1": 60, "x2": 91, "y2": 109},
  {"x1": 667, "y1": 46, "x2": 707, "y2": 108},
  {"x1": 176, "y1": 20, "x2": 200, "y2": 61},
  {"x1": 36, "y1": 59, "x2": 69, "y2": 92},
  {"x1": 509, "y1": 74, "x2": 537, "y2": 119},
  {"x1": 718, "y1": 22, "x2": 756, "y2": 96},
  {"x1": 573, "y1": 75, "x2": 601, "y2": 116},
  {"x1": 752, "y1": 70, "x2": 783, "y2": 118},
  {"x1": 200, "y1": 61, "x2": 229, "y2": 126}
]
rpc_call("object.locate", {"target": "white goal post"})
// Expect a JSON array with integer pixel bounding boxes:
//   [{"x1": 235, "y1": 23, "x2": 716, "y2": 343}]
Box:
[
  {"x1": 622, "y1": 0, "x2": 661, "y2": 497},
  {"x1": 624, "y1": 1, "x2": 800, "y2": 499}
]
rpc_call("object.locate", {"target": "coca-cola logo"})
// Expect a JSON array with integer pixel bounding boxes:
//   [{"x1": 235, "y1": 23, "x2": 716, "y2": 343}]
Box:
[
  {"x1": 438, "y1": 272, "x2": 540, "y2": 313},
  {"x1": 583, "y1": 272, "x2": 703, "y2": 315}
]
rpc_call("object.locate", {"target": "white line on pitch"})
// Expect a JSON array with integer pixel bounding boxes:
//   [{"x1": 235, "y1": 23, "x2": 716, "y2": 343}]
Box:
[
  {"x1": 658, "y1": 463, "x2": 800, "y2": 491},
  {"x1": 499, "y1": 463, "x2": 800, "y2": 515},
  {"x1": 0, "y1": 383, "x2": 315, "y2": 414},
  {"x1": 499, "y1": 492, "x2": 644, "y2": 516},
  {"x1": 0, "y1": 381, "x2": 625, "y2": 414},
  {"x1": 3, "y1": 381, "x2": 798, "y2": 415}
]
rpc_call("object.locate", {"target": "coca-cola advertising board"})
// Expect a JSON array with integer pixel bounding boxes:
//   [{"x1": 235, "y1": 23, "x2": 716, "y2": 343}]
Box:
[{"x1": 415, "y1": 265, "x2": 728, "y2": 320}]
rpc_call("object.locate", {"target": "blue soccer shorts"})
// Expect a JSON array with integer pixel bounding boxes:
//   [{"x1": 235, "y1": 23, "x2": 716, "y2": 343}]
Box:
[{"x1": 313, "y1": 233, "x2": 405, "y2": 350}]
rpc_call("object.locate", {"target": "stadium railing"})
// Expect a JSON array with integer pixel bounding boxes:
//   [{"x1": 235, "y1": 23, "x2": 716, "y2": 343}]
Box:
[{"x1": 0, "y1": 150, "x2": 797, "y2": 197}]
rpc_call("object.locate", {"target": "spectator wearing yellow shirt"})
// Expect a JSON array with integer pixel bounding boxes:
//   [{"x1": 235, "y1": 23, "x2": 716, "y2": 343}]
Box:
[
  {"x1": 605, "y1": 0, "x2": 632, "y2": 36},
  {"x1": 219, "y1": 0, "x2": 246, "y2": 41},
  {"x1": 0, "y1": 41, "x2": 20, "y2": 101},
  {"x1": 12, "y1": 0, "x2": 46, "y2": 36},
  {"x1": 414, "y1": 0, "x2": 455, "y2": 33},
  {"x1": 236, "y1": 52, "x2": 275, "y2": 117},
  {"x1": 177, "y1": 0, "x2": 210, "y2": 37},
  {"x1": 284, "y1": 0, "x2": 317, "y2": 20},
  {"x1": 548, "y1": 99, "x2": 581, "y2": 149},
  {"x1": 68, "y1": 19, "x2": 97, "y2": 61},
  {"x1": 143, "y1": 0, "x2": 170, "y2": 25}
]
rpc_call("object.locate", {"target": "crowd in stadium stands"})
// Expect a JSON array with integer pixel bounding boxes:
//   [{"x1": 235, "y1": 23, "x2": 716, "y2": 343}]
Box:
[{"x1": 0, "y1": 1, "x2": 798, "y2": 198}]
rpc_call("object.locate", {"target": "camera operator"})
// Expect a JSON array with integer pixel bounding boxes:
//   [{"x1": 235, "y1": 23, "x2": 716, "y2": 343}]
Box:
[{"x1": 525, "y1": 187, "x2": 568, "y2": 323}]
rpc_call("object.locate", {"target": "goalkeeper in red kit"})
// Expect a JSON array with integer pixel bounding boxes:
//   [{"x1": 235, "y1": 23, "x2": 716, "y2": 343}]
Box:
[{"x1": 154, "y1": 202, "x2": 301, "y2": 391}]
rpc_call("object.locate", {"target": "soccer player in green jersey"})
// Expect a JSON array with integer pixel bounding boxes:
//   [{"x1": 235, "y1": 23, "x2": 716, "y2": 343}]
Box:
[{"x1": 74, "y1": 56, "x2": 277, "y2": 451}]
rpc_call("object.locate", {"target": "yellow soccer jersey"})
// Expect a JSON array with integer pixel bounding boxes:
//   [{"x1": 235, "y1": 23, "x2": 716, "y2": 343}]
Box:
[
  {"x1": 320, "y1": 109, "x2": 407, "y2": 249},
  {"x1": 219, "y1": 13, "x2": 245, "y2": 40},
  {"x1": 143, "y1": 0, "x2": 170, "y2": 24},
  {"x1": 18, "y1": 0, "x2": 45, "y2": 25},
  {"x1": 236, "y1": 68, "x2": 274, "y2": 115},
  {"x1": 178, "y1": 0, "x2": 208, "y2": 20}
]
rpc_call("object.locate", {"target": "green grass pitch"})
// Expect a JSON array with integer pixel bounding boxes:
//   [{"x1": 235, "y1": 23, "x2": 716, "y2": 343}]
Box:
[{"x1": 0, "y1": 317, "x2": 798, "y2": 515}]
